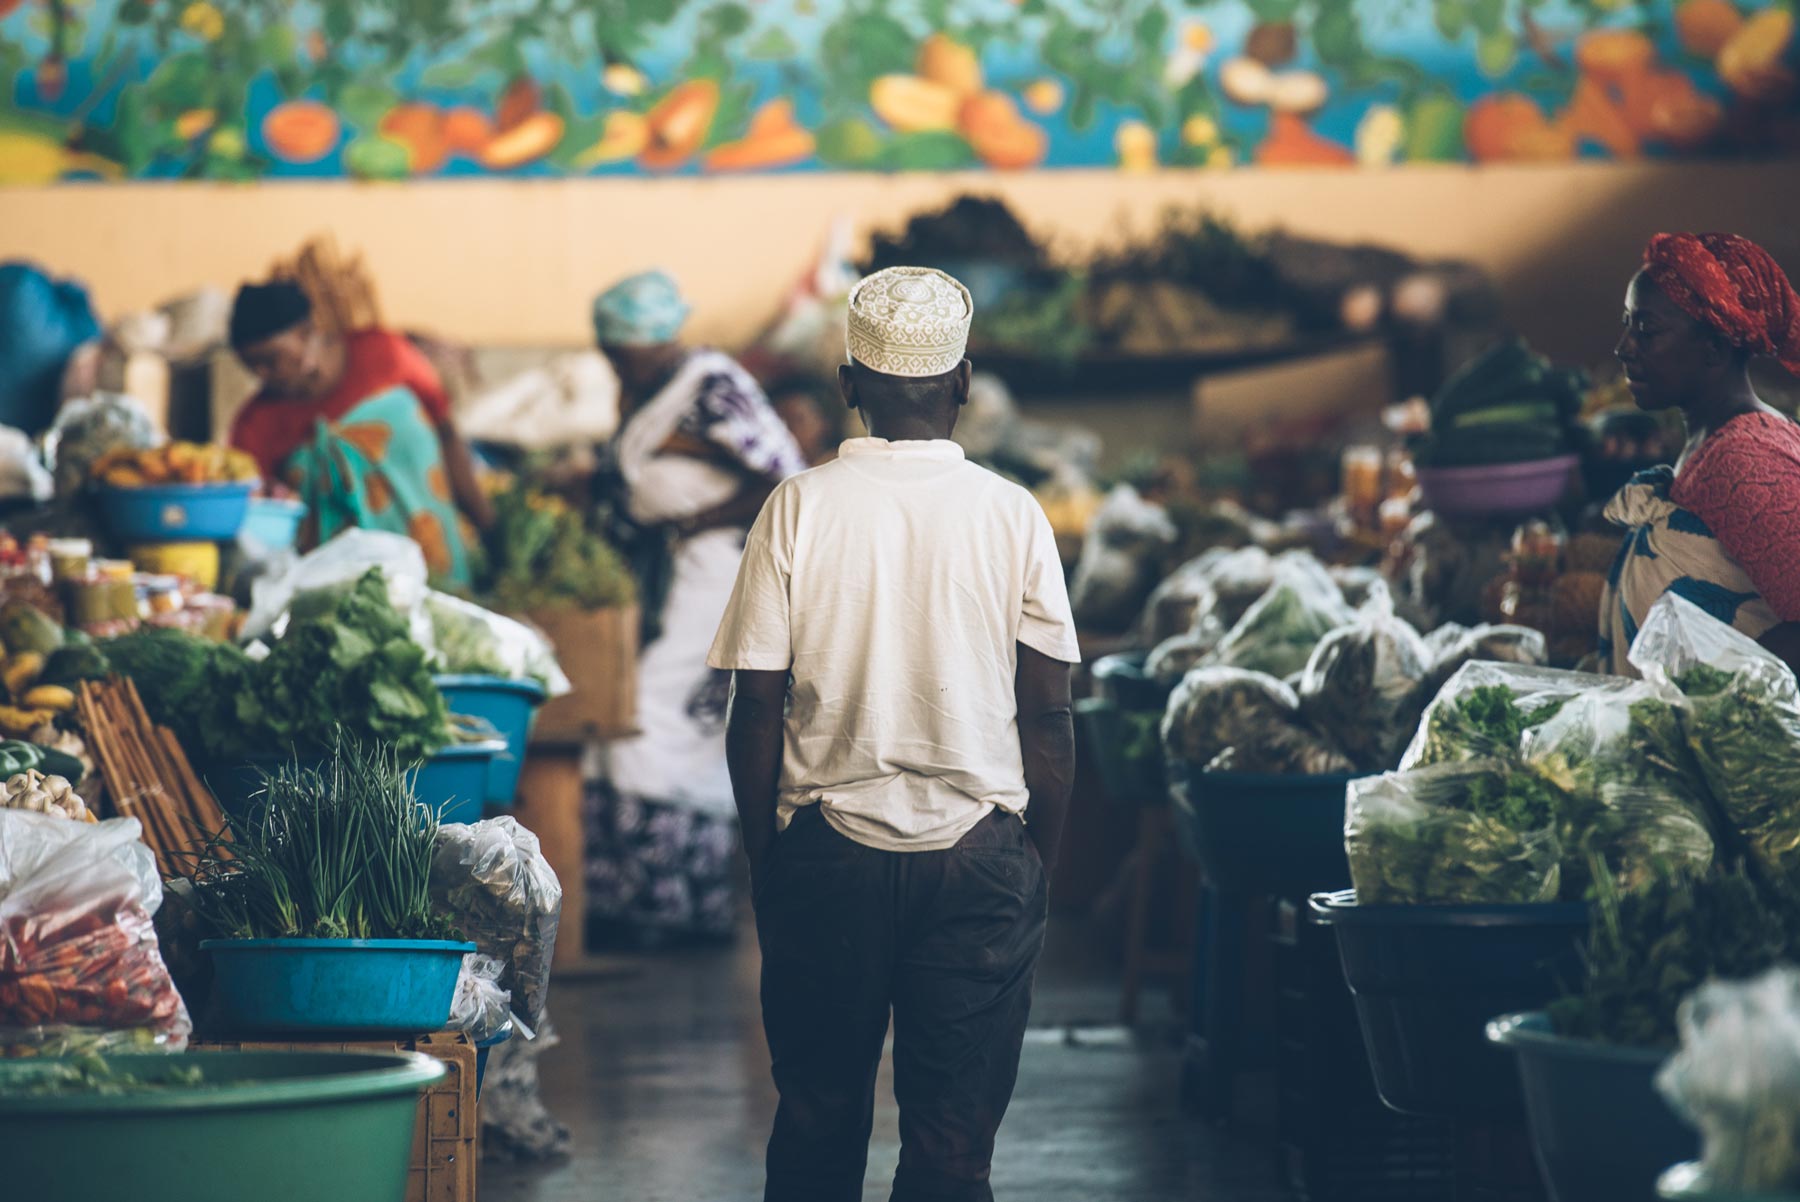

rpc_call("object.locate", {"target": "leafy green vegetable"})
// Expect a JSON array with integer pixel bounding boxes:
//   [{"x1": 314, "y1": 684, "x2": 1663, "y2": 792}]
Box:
[
  {"x1": 106, "y1": 571, "x2": 449, "y2": 763},
  {"x1": 1413, "y1": 684, "x2": 1567, "y2": 766},
  {"x1": 479, "y1": 487, "x2": 636, "y2": 613},
  {"x1": 19, "y1": 1054, "x2": 206, "y2": 1096},
  {"x1": 1345, "y1": 760, "x2": 1564, "y2": 905},
  {"x1": 189, "y1": 735, "x2": 457, "y2": 942},
  {"x1": 1671, "y1": 663, "x2": 1800, "y2": 886},
  {"x1": 1549, "y1": 868, "x2": 1792, "y2": 1048}
]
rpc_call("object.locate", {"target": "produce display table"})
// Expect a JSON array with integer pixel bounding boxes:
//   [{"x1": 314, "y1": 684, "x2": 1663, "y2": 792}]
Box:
[{"x1": 191, "y1": 1032, "x2": 477, "y2": 1202}]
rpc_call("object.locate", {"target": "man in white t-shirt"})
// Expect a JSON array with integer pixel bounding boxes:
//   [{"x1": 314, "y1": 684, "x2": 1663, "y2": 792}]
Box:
[{"x1": 708, "y1": 266, "x2": 1080, "y2": 1202}]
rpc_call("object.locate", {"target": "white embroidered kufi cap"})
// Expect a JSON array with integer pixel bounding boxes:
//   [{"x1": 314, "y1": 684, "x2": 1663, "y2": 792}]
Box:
[{"x1": 846, "y1": 266, "x2": 974, "y2": 378}]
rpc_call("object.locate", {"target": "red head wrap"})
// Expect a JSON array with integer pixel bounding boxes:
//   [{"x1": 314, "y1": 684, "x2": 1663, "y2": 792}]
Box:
[{"x1": 1642, "y1": 232, "x2": 1800, "y2": 376}]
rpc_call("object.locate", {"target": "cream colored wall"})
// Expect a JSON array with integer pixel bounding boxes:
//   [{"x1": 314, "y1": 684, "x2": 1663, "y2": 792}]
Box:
[{"x1": 3, "y1": 161, "x2": 1799, "y2": 365}]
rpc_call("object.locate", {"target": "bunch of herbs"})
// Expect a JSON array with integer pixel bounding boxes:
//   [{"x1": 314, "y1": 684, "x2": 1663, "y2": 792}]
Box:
[
  {"x1": 1549, "y1": 867, "x2": 1793, "y2": 1048},
  {"x1": 190, "y1": 735, "x2": 456, "y2": 942}
]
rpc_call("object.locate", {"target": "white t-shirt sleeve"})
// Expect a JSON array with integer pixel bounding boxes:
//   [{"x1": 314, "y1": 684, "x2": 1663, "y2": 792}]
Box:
[
  {"x1": 707, "y1": 486, "x2": 795, "y2": 672},
  {"x1": 1018, "y1": 504, "x2": 1082, "y2": 665}
]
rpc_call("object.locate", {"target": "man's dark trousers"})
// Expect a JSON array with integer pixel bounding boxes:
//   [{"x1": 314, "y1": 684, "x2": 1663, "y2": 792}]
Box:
[{"x1": 754, "y1": 804, "x2": 1049, "y2": 1202}]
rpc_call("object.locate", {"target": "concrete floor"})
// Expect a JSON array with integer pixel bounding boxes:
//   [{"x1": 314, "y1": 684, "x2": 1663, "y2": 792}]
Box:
[{"x1": 483, "y1": 919, "x2": 1289, "y2": 1202}]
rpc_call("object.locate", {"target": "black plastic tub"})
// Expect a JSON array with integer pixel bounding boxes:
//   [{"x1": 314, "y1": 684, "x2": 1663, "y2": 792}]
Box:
[
  {"x1": 1176, "y1": 768, "x2": 1362, "y2": 895},
  {"x1": 1309, "y1": 890, "x2": 1590, "y2": 1120},
  {"x1": 1091, "y1": 651, "x2": 1171, "y2": 714}
]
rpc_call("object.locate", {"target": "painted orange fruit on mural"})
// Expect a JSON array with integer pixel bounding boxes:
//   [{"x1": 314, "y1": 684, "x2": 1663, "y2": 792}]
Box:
[
  {"x1": 263, "y1": 101, "x2": 342, "y2": 164},
  {"x1": 960, "y1": 92, "x2": 1048, "y2": 170},
  {"x1": 379, "y1": 103, "x2": 449, "y2": 174},
  {"x1": 444, "y1": 107, "x2": 494, "y2": 155},
  {"x1": 639, "y1": 80, "x2": 720, "y2": 170},
  {"x1": 1466, "y1": 93, "x2": 1569, "y2": 162},
  {"x1": 497, "y1": 77, "x2": 542, "y2": 133},
  {"x1": 1573, "y1": 29, "x2": 1658, "y2": 87},
  {"x1": 703, "y1": 100, "x2": 815, "y2": 172},
  {"x1": 478, "y1": 111, "x2": 565, "y2": 170},
  {"x1": 1675, "y1": 0, "x2": 1745, "y2": 59}
]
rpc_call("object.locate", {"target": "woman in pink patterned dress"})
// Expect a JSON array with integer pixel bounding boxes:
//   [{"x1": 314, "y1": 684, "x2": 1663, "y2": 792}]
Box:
[{"x1": 1603, "y1": 233, "x2": 1800, "y2": 677}]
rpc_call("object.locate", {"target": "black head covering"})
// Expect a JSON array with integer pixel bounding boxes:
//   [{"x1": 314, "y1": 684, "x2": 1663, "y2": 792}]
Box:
[{"x1": 229, "y1": 280, "x2": 312, "y2": 350}]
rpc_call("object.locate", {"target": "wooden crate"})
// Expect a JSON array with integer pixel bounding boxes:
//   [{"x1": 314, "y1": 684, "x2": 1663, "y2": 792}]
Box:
[
  {"x1": 521, "y1": 604, "x2": 640, "y2": 745},
  {"x1": 191, "y1": 1032, "x2": 477, "y2": 1202}
]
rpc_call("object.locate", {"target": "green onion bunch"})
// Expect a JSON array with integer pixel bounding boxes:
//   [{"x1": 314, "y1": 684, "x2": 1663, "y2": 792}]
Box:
[{"x1": 191, "y1": 735, "x2": 457, "y2": 942}]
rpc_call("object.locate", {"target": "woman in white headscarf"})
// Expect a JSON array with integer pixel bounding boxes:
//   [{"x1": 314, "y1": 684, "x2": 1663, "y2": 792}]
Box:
[{"x1": 585, "y1": 270, "x2": 807, "y2": 947}]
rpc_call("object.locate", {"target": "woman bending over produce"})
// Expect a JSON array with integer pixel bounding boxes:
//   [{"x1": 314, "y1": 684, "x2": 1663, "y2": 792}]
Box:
[
  {"x1": 585, "y1": 270, "x2": 806, "y2": 946},
  {"x1": 1602, "y1": 233, "x2": 1800, "y2": 677},
  {"x1": 226, "y1": 280, "x2": 495, "y2": 587}
]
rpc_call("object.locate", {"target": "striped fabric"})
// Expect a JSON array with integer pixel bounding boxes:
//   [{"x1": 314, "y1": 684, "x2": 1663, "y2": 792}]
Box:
[{"x1": 1600, "y1": 465, "x2": 1780, "y2": 676}]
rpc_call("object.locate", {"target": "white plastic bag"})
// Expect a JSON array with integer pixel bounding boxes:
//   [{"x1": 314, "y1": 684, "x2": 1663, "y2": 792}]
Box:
[
  {"x1": 1202, "y1": 557, "x2": 1354, "y2": 680},
  {"x1": 0, "y1": 812, "x2": 190, "y2": 1052},
  {"x1": 0, "y1": 425, "x2": 52, "y2": 502},
  {"x1": 1400, "y1": 660, "x2": 1621, "y2": 770},
  {"x1": 432, "y1": 817, "x2": 562, "y2": 1030},
  {"x1": 1068, "y1": 485, "x2": 1178, "y2": 630},
  {"x1": 42, "y1": 391, "x2": 163, "y2": 498},
  {"x1": 426, "y1": 592, "x2": 572, "y2": 697},
  {"x1": 1658, "y1": 967, "x2": 1800, "y2": 1194},
  {"x1": 447, "y1": 952, "x2": 514, "y2": 1043},
  {"x1": 243, "y1": 529, "x2": 431, "y2": 645},
  {"x1": 1298, "y1": 591, "x2": 1431, "y2": 772},
  {"x1": 459, "y1": 351, "x2": 620, "y2": 451}
]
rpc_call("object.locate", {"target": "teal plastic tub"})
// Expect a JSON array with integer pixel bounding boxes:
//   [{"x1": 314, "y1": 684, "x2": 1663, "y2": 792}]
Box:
[
  {"x1": 1310, "y1": 890, "x2": 1590, "y2": 1119},
  {"x1": 0, "y1": 1050, "x2": 443, "y2": 1202},
  {"x1": 99, "y1": 481, "x2": 254, "y2": 542},
  {"x1": 414, "y1": 737, "x2": 507, "y2": 824},
  {"x1": 1075, "y1": 696, "x2": 1165, "y2": 808},
  {"x1": 474, "y1": 1023, "x2": 514, "y2": 1097},
  {"x1": 1489, "y1": 1012, "x2": 1695, "y2": 1202},
  {"x1": 242, "y1": 496, "x2": 307, "y2": 551},
  {"x1": 205, "y1": 740, "x2": 505, "y2": 825},
  {"x1": 434, "y1": 674, "x2": 547, "y2": 808},
  {"x1": 202, "y1": 937, "x2": 475, "y2": 1037}
]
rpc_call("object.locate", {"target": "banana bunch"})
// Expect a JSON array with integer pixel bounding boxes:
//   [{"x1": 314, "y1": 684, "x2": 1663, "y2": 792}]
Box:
[{"x1": 0, "y1": 648, "x2": 75, "y2": 737}]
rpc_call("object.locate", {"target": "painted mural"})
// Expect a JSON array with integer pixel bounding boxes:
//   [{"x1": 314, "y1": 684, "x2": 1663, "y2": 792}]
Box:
[{"x1": 0, "y1": 0, "x2": 1795, "y2": 182}]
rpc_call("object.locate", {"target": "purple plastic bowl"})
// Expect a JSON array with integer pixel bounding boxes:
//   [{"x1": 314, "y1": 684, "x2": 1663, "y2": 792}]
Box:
[{"x1": 1416, "y1": 454, "x2": 1580, "y2": 518}]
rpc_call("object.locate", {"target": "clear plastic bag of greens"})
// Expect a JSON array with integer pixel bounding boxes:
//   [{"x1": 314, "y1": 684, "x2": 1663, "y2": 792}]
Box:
[
  {"x1": 1657, "y1": 967, "x2": 1800, "y2": 1194},
  {"x1": 1629, "y1": 594, "x2": 1800, "y2": 883},
  {"x1": 245, "y1": 528, "x2": 432, "y2": 647},
  {"x1": 1201, "y1": 559, "x2": 1354, "y2": 680},
  {"x1": 1344, "y1": 760, "x2": 1564, "y2": 905},
  {"x1": 1400, "y1": 661, "x2": 1616, "y2": 770},
  {"x1": 1146, "y1": 628, "x2": 1220, "y2": 688},
  {"x1": 0, "y1": 812, "x2": 190, "y2": 1052},
  {"x1": 1134, "y1": 554, "x2": 1224, "y2": 647},
  {"x1": 1200, "y1": 546, "x2": 1279, "y2": 630},
  {"x1": 432, "y1": 817, "x2": 562, "y2": 1031},
  {"x1": 426, "y1": 592, "x2": 572, "y2": 697},
  {"x1": 1161, "y1": 666, "x2": 1351, "y2": 775},
  {"x1": 1298, "y1": 593, "x2": 1431, "y2": 772},
  {"x1": 447, "y1": 952, "x2": 514, "y2": 1043},
  {"x1": 1522, "y1": 683, "x2": 1717, "y2": 896},
  {"x1": 1067, "y1": 485, "x2": 1178, "y2": 630}
]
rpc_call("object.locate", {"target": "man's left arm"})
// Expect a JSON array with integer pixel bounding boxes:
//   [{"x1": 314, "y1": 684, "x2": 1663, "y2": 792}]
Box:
[{"x1": 726, "y1": 669, "x2": 788, "y2": 890}]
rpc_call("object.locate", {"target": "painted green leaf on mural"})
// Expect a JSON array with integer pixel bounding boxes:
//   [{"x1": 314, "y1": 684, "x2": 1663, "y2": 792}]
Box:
[
  {"x1": 344, "y1": 134, "x2": 412, "y2": 179},
  {"x1": 815, "y1": 116, "x2": 885, "y2": 168},
  {"x1": 419, "y1": 59, "x2": 487, "y2": 88},
  {"x1": 880, "y1": 130, "x2": 976, "y2": 171},
  {"x1": 746, "y1": 28, "x2": 798, "y2": 61}
]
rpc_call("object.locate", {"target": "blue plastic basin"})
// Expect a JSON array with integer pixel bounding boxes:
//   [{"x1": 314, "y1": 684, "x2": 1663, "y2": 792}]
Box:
[
  {"x1": 415, "y1": 738, "x2": 507, "y2": 825},
  {"x1": 434, "y1": 675, "x2": 546, "y2": 808},
  {"x1": 100, "y1": 481, "x2": 253, "y2": 542},
  {"x1": 1489, "y1": 1012, "x2": 1694, "y2": 1202},
  {"x1": 1092, "y1": 651, "x2": 1172, "y2": 713},
  {"x1": 202, "y1": 938, "x2": 476, "y2": 1037},
  {"x1": 242, "y1": 496, "x2": 307, "y2": 551},
  {"x1": 474, "y1": 1024, "x2": 515, "y2": 1097},
  {"x1": 205, "y1": 741, "x2": 506, "y2": 826},
  {"x1": 1310, "y1": 890, "x2": 1590, "y2": 1119}
]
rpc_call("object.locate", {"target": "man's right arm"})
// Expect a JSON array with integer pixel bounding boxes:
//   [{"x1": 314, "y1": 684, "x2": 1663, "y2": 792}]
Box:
[
  {"x1": 1015, "y1": 643, "x2": 1075, "y2": 874},
  {"x1": 726, "y1": 668, "x2": 789, "y2": 889}
]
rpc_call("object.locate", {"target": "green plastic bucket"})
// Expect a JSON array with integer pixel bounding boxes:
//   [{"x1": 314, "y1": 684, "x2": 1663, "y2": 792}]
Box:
[
  {"x1": 1488, "y1": 1012, "x2": 1694, "y2": 1202},
  {"x1": 0, "y1": 1050, "x2": 443, "y2": 1202}
]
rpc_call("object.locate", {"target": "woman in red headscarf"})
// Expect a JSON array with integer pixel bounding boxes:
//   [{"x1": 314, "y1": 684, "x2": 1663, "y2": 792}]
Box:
[{"x1": 1601, "y1": 233, "x2": 1800, "y2": 675}]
